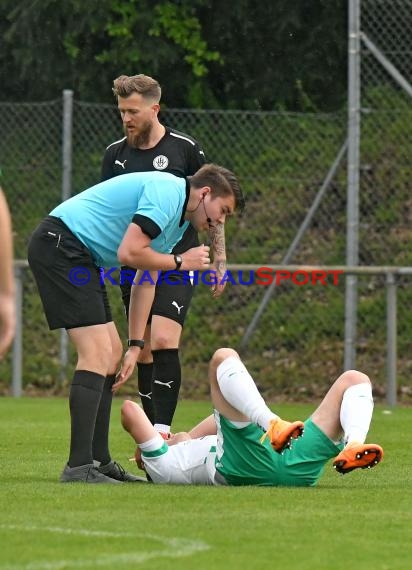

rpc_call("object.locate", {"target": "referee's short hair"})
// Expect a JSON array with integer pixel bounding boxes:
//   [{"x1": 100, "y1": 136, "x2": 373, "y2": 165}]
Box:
[{"x1": 189, "y1": 164, "x2": 245, "y2": 213}]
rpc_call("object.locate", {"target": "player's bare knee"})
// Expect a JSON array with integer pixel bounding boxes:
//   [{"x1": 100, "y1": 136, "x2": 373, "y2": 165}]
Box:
[
  {"x1": 340, "y1": 369, "x2": 371, "y2": 387},
  {"x1": 120, "y1": 399, "x2": 135, "y2": 427},
  {"x1": 120, "y1": 399, "x2": 132, "y2": 416},
  {"x1": 151, "y1": 333, "x2": 178, "y2": 351},
  {"x1": 211, "y1": 347, "x2": 239, "y2": 369}
]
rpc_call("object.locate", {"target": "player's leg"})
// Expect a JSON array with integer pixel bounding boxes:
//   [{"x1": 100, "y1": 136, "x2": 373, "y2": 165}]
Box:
[
  {"x1": 28, "y1": 218, "x2": 120, "y2": 483},
  {"x1": 91, "y1": 282, "x2": 144, "y2": 482},
  {"x1": 149, "y1": 273, "x2": 195, "y2": 434},
  {"x1": 67, "y1": 323, "x2": 114, "y2": 465},
  {"x1": 121, "y1": 399, "x2": 159, "y2": 444},
  {"x1": 121, "y1": 271, "x2": 156, "y2": 423},
  {"x1": 209, "y1": 348, "x2": 304, "y2": 452},
  {"x1": 69, "y1": 322, "x2": 143, "y2": 483},
  {"x1": 92, "y1": 280, "x2": 123, "y2": 459},
  {"x1": 135, "y1": 324, "x2": 155, "y2": 422},
  {"x1": 62, "y1": 325, "x2": 121, "y2": 483},
  {"x1": 121, "y1": 399, "x2": 171, "y2": 482},
  {"x1": 150, "y1": 316, "x2": 182, "y2": 434},
  {"x1": 310, "y1": 369, "x2": 383, "y2": 473}
]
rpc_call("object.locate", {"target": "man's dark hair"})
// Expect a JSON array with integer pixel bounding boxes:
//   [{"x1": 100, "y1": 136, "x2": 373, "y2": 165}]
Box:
[{"x1": 189, "y1": 164, "x2": 245, "y2": 213}]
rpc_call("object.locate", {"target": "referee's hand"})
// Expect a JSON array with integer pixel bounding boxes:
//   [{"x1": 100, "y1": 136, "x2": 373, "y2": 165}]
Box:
[
  {"x1": 181, "y1": 244, "x2": 210, "y2": 270},
  {"x1": 113, "y1": 348, "x2": 140, "y2": 391}
]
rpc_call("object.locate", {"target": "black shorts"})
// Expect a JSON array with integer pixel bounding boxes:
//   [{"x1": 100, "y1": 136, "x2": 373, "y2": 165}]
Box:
[
  {"x1": 27, "y1": 216, "x2": 112, "y2": 330},
  {"x1": 121, "y1": 267, "x2": 195, "y2": 326}
]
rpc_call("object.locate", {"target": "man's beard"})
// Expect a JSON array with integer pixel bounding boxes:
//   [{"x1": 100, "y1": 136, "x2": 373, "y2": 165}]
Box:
[{"x1": 125, "y1": 121, "x2": 153, "y2": 148}]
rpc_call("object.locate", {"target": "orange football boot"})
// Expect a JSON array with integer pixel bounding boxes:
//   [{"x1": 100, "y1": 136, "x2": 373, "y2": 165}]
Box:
[
  {"x1": 333, "y1": 442, "x2": 384, "y2": 474},
  {"x1": 260, "y1": 418, "x2": 304, "y2": 453}
]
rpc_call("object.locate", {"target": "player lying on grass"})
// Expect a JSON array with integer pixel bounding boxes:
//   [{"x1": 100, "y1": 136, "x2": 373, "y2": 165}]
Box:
[{"x1": 121, "y1": 347, "x2": 384, "y2": 486}]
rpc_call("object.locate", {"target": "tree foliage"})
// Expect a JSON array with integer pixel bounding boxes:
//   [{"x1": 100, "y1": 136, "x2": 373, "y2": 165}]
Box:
[{"x1": 0, "y1": 0, "x2": 346, "y2": 111}]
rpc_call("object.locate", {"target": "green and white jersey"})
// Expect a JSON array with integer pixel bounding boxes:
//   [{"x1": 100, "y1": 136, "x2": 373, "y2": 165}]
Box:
[{"x1": 215, "y1": 412, "x2": 341, "y2": 487}]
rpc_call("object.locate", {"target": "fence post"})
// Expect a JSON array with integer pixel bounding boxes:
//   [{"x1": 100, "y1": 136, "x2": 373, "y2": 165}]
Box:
[
  {"x1": 386, "y1": 272, "x2": 397, "y2": 406},
  {"x1": 344, "y1": 0, "x2": 361, "y2": 370},
  {"x1": 11, "y1": 264, "x2": 23, "y2": 397},
  {"x1": 60, "y1": 89, "x2": 74, "y2": 383},
  {"x1": 62, "y1": 89, "x2": 73, "y2": 201}
]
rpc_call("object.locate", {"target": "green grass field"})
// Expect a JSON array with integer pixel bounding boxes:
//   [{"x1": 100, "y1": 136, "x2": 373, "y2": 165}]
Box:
[{"x1": 0, "y1": 397, "x2": 411, "y2": 570}]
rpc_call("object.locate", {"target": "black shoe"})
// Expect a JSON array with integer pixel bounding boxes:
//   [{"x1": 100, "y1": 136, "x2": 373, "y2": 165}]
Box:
[
  {"x1": 60, "y1": 463, "x2": 122, "y2": 484},
  {"x1": 98, "y1": 460, "x2": 147, "y2": 482}
]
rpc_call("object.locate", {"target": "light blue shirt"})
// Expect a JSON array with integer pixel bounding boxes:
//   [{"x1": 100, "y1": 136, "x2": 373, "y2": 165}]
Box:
[{"x1": 50, "y1": 171, "x2": 189, "y2": 267}]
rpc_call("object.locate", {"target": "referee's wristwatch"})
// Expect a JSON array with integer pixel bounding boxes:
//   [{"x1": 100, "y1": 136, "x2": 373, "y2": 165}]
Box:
[
  {"x1": 127, "y1": 339, "x2": 145, "y2": 348},
  {"x1": 173, "y1": 254, "x2": 183, "y2": 270}
]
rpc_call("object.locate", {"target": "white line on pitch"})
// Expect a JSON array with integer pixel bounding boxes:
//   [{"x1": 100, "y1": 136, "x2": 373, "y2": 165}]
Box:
[{"x1": 0, "y1": 525, "x2": 210, "y2": 569}]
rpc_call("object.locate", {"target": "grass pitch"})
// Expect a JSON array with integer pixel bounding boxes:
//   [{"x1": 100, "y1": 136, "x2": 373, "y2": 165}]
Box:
[{"x1": 0, "y1": 397, "x2": 411, "y2": 570}]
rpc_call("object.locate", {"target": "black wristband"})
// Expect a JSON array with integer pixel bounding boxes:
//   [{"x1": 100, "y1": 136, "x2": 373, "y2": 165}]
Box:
[
  {"x1": 173, "y1": 254, "x2": 183, "y2": 270},
  {"x1": 127, "y1": 339, "x2": 145, "y2": 348}
]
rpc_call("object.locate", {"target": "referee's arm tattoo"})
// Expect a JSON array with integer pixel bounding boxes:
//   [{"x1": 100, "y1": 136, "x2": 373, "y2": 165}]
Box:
[{"x1": 209, "y1": 222, "x2": 226, "y2": 260}]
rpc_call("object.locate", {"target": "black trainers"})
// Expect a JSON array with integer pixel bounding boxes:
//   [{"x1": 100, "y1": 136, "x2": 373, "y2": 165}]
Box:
[
  {"x1": 98, "y1": 460, "x2": 147, "y2": 482},
  {"x1": 60, "y1": 463, "x2": 122, "y2": 484}
]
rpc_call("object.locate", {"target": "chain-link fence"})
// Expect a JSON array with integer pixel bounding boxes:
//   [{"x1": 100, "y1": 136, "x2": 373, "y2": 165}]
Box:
[
  {"x1": 360, "y1": 0, "x2": 412, "y2": 266},
  {"x1": 355, "y1": 0, "x2": 412, "y2": 396},
  {"x1": 0, "y1": 0, "x2": 411, "y2": 402}
]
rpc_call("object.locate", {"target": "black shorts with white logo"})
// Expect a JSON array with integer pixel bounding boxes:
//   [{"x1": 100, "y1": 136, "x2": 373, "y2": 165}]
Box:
[
  {"x1": 28, "y1": 216, "x2": 112, "y2": 330},
  {"x1": 121, "y1": 269, "x2": 195, "y2": 326}
]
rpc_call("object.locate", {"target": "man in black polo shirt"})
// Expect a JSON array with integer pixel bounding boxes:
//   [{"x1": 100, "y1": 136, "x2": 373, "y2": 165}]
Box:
[{"x1": 101, "y1": 74, "x2": 227, "y2": 438}]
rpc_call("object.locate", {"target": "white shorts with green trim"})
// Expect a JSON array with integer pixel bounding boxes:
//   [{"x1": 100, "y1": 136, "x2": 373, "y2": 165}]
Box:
[{"x1": 142, "y1": 435, "x2": 218, "y2": 485}]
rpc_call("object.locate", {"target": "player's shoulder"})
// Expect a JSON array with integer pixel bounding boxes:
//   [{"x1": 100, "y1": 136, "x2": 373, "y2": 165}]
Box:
[
  {"x1": 104, "y1": 136, "x2": 127, "y2": 151},
  {"x1": 166, "y1": 127, "x2": 200, "y2": 148}
]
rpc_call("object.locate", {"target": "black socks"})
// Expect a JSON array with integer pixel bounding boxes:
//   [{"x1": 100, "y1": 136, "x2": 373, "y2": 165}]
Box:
[
  {"x1": 152, "y1": 349, "x2": 181, "y2": 427},
  {"x1": 92, "y1": 373, "x2": 116, "y2": 465},
  {"x1": 137, "y1": 362, "x2": 155, "y2": 424},
  {"x1": 68, "y1": 370, "x2": 105, "y2": 467}
]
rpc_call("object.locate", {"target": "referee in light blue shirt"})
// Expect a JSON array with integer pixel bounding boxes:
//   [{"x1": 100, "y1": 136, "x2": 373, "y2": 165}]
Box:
[{"x1": 27, "y1": 164, "x2": 244, "y2": 484}]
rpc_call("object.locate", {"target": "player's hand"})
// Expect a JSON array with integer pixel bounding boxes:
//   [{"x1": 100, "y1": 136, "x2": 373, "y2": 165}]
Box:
[
  {"x1": 133, "y1": 446, "x2": 145, "y2": 471},
  {"x1": 181, "y1": 244, "x2": 210, "y2": 270},
  {"x1": 113, "y1": 348, "x2": 140, "y2": 392},
  {"x1": 210, "y1": 260, "x2": 227, "y2": 298}
]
